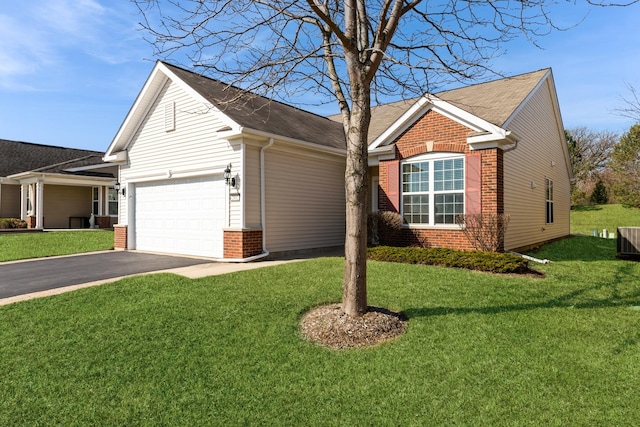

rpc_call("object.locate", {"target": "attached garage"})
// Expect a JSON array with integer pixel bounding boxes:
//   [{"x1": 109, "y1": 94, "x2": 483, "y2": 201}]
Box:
[{"x1": 133, "y1": 176, "x2": 225, "y2": 258}]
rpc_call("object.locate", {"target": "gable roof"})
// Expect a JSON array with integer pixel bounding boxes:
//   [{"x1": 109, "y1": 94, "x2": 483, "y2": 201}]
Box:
[
  {"x1": 107, "y1": 63, "x2": 554, "y2": 160},
  {"x1": 106, "y1": 61, "x2": 346, "y2": 159},
  {"x1": 333, "y1": 68, "x2": 551, "y2": 146},
  {"x1": 366, "y1": 68, "x2": 553, "y2": 151},
  {"x1": 162, "y1": 63, "x2": 346, "y2": 150},
  {"x1": 0, "y1": 139, "x2": 104, "y2": 177}
]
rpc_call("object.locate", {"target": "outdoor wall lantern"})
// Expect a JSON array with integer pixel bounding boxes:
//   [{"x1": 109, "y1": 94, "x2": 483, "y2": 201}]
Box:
[
  {"x1": 114, "y1": 182, "x2": 126, "y2": 197},
  {"x1": 223, "y1": 164, "x2": 236, "y2": 188}
]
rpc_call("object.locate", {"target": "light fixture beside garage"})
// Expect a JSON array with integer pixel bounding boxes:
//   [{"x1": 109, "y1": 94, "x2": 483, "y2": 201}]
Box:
[
  {"x1": 114, "y1": 182, "x2": 126, "y2": 197},
  {"x1": 224, "y1": 164, "x2": 236, "y2": 188}
]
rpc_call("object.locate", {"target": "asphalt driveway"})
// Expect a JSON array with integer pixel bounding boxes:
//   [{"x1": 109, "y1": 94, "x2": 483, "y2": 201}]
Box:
[{"x1": 0, "y1": 251, "x2": 212, "y2": 300}]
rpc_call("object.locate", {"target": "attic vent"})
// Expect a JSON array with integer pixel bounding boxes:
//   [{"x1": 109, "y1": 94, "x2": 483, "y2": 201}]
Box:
[
  {"x1": 617, "y1": 227, "x2": 640, "y2": 259},
  {"x1": 164, "y1": 101, "x2": 175, "y2": 132}
]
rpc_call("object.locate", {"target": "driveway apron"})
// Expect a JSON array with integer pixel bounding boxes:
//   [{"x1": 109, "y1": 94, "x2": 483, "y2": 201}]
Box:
[{"x1": 0, "y1": 251, "x2": 212, "y2": 299}]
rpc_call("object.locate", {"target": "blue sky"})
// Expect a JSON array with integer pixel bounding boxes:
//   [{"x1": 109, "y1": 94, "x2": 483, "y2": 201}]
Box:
[{"x1": 1, "y1": 1, "x2": 639, "y2": 152}]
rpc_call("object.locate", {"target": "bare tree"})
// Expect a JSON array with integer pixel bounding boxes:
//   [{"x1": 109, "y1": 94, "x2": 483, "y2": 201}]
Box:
[
  {"x1": 134, "y1": 0, "x2": 637, "y2": 317},
  {"x1": 615, "y1": 83, "x2": 640, "y2": 123},
  {"x1": 456, "y1": 214, "x2": 510, "y2": 252},
  {"x1": 566, "y1": 127, "x2": 618, "y2": 181}
]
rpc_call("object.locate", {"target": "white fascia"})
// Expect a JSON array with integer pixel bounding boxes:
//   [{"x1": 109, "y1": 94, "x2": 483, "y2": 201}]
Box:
[
  {"x1": 368, "y1": 96, "x2": 433, "y2": 151},
  {"x1": 368, "y1": 93, "x2": 517, "y2": 152},
  {"x1": 104, "y1": 61, "x2": 241, "y2": 163},
  {"x1": 368, "y1": 145, "x2": 396, "y2": 166}
]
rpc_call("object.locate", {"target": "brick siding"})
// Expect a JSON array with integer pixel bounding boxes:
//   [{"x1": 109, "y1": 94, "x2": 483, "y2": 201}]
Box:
[
  {"x1": 95, "y1": 216, "x2": 116, "y2": 229},
  {"x1": 223, "y1": 229, "x2": 263, "y2": 259},
  {"x1": 114, "y1": 225, "x2": 127, "y2": 250},
  {"x1": 377, "y1": 109, "x2": 505, "y2": 251}
]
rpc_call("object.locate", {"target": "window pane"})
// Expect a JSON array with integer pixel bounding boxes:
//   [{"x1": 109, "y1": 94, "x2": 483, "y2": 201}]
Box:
[
  {"x1": 403, "y1": 194, "x2": 429, "y2": 224},
  {"x1": 434, "y1": 158, "x2": 464, "y2": 193},
  {"x1": 402, "y1": 162, "x2": 429, "y2": 193},
  {"x1": 108, "y1": 202, "x2": 118, "y2": 216},
  {"x1": 435, "y1": 193, "x2": 464, "y2": 224},
  {"x1": 93, "y1": 201, "x2": 99, "y2": 215}
]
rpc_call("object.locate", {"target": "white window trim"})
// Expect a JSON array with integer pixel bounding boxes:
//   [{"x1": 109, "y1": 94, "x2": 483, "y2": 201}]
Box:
[
  {"x1": 545, "y1": 177, "x2": 554, "y2": 224},
  {"x1": 107, "y1": 187, "x2": 118, "y2": 217},
  {"x1": 401, "y1": 153, "x2": 466, "y2": 228},
  {"x1": 92, "y1": 186, "x2": 101, "y2": 215}
]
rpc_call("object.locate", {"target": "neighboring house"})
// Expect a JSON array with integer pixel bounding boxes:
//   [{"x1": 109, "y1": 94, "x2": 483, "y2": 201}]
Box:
[
  {"x1": 105, "y1": 61, "x2": 571, "y2": 260},
  {"x1": 0, "y1": 139, "x2": 118, "y2": 229}
]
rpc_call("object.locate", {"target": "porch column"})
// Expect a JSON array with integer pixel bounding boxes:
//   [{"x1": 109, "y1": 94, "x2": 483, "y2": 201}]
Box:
[
  {"x1": 35, "y1": 179, "x2": 44, "y2": 229},
  {"x1": 98, "y1": 186, "x2": 104, "y2": 215},
  {"x1": 20, "y1": 184, "x2": 28, "y2": 220}
]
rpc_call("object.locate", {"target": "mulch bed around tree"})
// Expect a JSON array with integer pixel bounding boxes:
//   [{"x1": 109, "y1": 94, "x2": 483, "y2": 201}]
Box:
[{"x1": 300, "y1": 304, "x2": 408, "y2": 349}]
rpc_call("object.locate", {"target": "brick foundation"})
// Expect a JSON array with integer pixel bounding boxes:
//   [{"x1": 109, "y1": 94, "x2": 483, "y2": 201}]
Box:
[
  {"x1": 95, "y1": 216, "x2": 116, "y2": 229},
  {"x1": 381, "y1": 227, "x2": 475, "y2": 251},
  {"x1": 114, "y1": 225, "x2": 128, "y2": 250},
  {"x1": 223, "y1": 229, "x2": 263, "y2": 259}
]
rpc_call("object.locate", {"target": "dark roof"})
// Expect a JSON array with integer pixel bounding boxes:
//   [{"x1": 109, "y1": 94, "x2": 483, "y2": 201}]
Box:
[
  {"x1": 162, "y1": 62, "x2": 347, "y2": 150},
  {"x1": 0, "y1": 139, "x2": 105, "y2": 177},
  {"x1": 29, "y1": 154, "x2": 115, "y2": 178}
]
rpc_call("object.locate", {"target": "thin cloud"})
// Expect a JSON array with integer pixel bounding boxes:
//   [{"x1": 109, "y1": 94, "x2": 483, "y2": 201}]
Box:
[{"x1": 0, "y1": 1, "x2": 145, "y2": 91}]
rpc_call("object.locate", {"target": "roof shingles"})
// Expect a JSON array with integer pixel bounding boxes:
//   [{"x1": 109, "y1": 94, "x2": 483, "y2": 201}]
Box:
[
  {"x1": 163, "y1": 63, "x2": 347, "y2": 150},
  {"x1": 0, "y1": 139, "x2": 108, "y2": 177}
]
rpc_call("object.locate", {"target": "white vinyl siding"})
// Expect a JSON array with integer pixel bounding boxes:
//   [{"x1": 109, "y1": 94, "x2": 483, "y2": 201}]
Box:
[
  {"x1": 243, "y1": 145, "x2": 262, "y2": 228},
  {"x1": 119, "y1": 79, "x2": 241, "y2": 227},
  {"x1": 503, "y1": 78, "x2": 571, "y2": 249},
  {"x1": 264, "y1": 149, "x2": 345, "y2": 252}
]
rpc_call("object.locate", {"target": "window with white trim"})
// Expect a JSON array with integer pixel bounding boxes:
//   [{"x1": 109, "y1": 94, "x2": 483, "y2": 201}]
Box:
[
  {"x1": 402, "y1": 154, "x2": 465, "y2": 225},
  {"x1": 92, "y1": 187, "x2": 99, "y2": 215},
  {"x1": 108, "y1": 188, "x2": 118, "y2": 216},
  {"x1": 545, "y1": 178, "x2": 554, "y2": 224}
]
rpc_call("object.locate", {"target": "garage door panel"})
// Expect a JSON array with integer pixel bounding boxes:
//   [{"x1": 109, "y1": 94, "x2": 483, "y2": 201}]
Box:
[{"x1": 134, "y1": 176, "x2": 224, "y2": 258}]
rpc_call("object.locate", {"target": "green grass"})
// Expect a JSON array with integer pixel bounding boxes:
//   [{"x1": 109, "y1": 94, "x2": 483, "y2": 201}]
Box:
[
  {"x1": 0, "y1": 230, "x2": 114, "y2": 262},
  {"x1": 571, "y1": 203, "x2": 640, "y2": 235},
  {"x1": 1, "y1": 237, "x2": 640, "y2": 425}
]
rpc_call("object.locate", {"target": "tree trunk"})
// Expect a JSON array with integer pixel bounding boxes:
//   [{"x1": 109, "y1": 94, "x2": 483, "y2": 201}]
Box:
[{"x1": 342, "y1": 77, "x2": 371, "y2": 317}]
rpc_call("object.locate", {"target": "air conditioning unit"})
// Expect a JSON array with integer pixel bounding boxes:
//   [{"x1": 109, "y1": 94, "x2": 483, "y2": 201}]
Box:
[{"x1": 617, "y1": 227, "x2": 640, "y2": 259}]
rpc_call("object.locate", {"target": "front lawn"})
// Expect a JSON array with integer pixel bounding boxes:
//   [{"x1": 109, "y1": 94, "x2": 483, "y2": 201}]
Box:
[
  {"x1": 0, "y1": 230, "x2": 114, "y2": 262},
  {"x1": 1, "y1": 236, "x2": 639, "y2": 425}
]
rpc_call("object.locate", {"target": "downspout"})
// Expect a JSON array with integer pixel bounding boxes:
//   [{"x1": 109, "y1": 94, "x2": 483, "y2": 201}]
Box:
[
  {"x1": 220, "y1": 137, "x2": 274, "y2": 263},
  {"x1": 259, "y1": 138, "x2": 275, "y2": 256}
]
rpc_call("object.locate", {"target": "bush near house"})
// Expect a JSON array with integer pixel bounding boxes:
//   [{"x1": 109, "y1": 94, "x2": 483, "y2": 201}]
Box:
[
  {"x1": 367, "y1": 246, "x2": 530, "y2": 274},
  {"x1": 0, "y1": 218, "x2": 26, "y2": 229}
]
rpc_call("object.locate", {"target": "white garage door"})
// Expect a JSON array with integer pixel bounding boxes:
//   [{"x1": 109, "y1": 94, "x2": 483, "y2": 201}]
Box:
[{"x1": 134, "y1": 176, "x2": 225, "y2": 258}]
